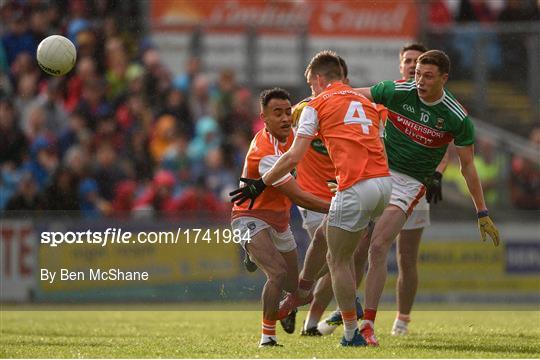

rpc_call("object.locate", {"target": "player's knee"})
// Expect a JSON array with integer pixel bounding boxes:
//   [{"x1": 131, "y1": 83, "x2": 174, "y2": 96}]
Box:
[
  {"x1": 369, "y1": 241, "x2": 390, "y2": 262},
  {"x1": 268, "y1": 268, "x2": 288, "y2": 288},
  {"x1": 312, "y1": 228, "x2": 327, "y2": 250},
  {"x1": 398, "y1": 256, "x2": 417, "y2": 275},
  {"x1": 326, "y1": 250, "x2": 347, "y2": 268}
]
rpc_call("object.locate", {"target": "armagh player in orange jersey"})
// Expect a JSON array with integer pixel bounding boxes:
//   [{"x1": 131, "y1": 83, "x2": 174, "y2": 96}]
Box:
[
  {"x1": 284, "y1": 58, "x2": 366, "y2": 336},
  {"x1": 231, "y1": 51, "x2": 392, "y2": 347},
  {"x1": 230, "y1": 88, "x2": 329, "y2": 347}
]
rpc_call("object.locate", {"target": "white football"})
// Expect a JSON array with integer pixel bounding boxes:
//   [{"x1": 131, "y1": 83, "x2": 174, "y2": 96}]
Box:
[{"x1": 36, "y1": 35, "x2": 77, "y2": 76}]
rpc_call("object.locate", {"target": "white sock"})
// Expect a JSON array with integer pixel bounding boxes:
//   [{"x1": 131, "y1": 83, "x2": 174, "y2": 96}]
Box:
[
  {"x1": 260, "y1": 334, "x2": 277, "y2": 344},
  {"x1": 304, "y1": 312, "x2": 319, "y2": 330},
  {"x1": 344, "y1": 324, "x2": 358, "y2": 341},
  {"x1": 341, "y1": 311, "x2": 358, "y2": 340},
  {"x1": 393, "y1": 319, "x2": 408, "y2": 329}
]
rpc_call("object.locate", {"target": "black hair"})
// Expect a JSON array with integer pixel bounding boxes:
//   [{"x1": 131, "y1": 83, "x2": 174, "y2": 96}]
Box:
[{"x1": 259, "y1": 87, "x2": 291, "y2": 107}]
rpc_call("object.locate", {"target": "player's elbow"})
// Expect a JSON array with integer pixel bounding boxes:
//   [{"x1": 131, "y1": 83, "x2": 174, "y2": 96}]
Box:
[{"x1": 284, "y1": 152, "x2": 301, "y2": 168}]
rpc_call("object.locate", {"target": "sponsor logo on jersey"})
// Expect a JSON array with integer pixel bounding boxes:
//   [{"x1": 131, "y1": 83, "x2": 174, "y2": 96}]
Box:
[
  {"x1": 310, "y1": 138, "x2": 329, "y2": 156},
  {"x1": 387, "y1": 110, "x2": 453, "y2": 148},
  {"x1": 402, "y1": 104, "x2": 415, "y2": 113}
]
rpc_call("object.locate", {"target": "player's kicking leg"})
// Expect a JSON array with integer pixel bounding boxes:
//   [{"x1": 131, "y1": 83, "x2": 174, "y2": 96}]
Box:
[
  {"x1": 316, "y1": 231, "x2": 369, "y2": 335},
  {"x1": 392, "y1": 227, "x2": 423, "y2": 335},
  {"x1": 245, "y1": 228, "x2": 299, "y2": 347},
  {"x1": 326, "y1": 225, "x2": 367, "y2": 346},
  {"x1": 362, "y1": 205, "x2": 407, "y2": 346},
  {"x1": 278, "y1": 217, "x2": 328, "y2": 320},
  {"x1": 326, "y1": 177, "x2": 391, "y2": 347}
]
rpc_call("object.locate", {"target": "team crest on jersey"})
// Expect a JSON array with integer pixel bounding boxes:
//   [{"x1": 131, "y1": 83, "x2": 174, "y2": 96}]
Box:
[
  {"x1": 435, "y1": 118, "x2": 445, "y2": 130},
  {"x1": 310, "y1": 138, "x2": 329, "y2": 156}
]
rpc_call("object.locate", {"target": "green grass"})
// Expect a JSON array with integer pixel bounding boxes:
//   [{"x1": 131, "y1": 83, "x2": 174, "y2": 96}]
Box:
[{"x1": 1, "y1": 307, "x2": 539, "y2": 358}]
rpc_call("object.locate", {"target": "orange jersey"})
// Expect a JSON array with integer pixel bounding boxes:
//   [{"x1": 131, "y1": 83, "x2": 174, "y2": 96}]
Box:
[
  {"x1": 296, "y1": 82, "x2": 390, "y2": 191},
  {"x1": 292, "y1": 100, "x2": 335, "y2": 202},
  {"x1": 231, "y1": 128, "x2": 295, "y2": 232}
]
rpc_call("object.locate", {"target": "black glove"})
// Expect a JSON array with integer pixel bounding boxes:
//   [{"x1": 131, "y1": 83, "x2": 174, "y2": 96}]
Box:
[
  {"x1": 426, "y1": 171, "x2": 443, "y2": 204},
  {"x1": 229, "y1": 177, "x2": 267, "y2": 210}
]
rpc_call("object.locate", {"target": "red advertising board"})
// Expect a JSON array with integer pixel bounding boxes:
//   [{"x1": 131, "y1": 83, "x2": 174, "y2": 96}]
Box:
[{"x1": 150, "y1": 0, "x2": 418, "y2": 38}]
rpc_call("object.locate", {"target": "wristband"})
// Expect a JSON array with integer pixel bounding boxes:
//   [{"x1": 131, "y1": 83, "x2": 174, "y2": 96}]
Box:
[{"x1": 477, "y1": 210, "x2": 489, "y2": 218}]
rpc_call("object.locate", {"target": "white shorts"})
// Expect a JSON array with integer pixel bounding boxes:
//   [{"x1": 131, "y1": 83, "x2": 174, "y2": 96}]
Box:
[
  {"x1": 402, "y1": 194, "x2": 430, "y2": 230},
  {"x1": 328, "y1": 176, "x2": 392, "y2": 232},
  {"x1": 389, "y1": 170, "x2": 426, "y2": 217},
  {"x1": 231, "y1": 217, "x2": 297, "y2": 253},
  {"x1": 297, "y1": 205, "x2": 326, "y2": 237}
]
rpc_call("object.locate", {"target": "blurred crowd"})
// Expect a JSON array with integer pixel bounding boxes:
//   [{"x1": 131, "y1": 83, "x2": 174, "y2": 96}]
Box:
[
  {"x1": 427, "y1": 0, "x2": 540, "y2": 79},
  {"x1": 0, "y1": 0, "x2": 259, "y2": 218},
  {"x1": 1, "y1": 0, "x2": 539, "y2": 219}
]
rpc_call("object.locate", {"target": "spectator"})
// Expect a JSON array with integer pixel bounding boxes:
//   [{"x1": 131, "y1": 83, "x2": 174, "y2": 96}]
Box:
[
  {"x1": 497, "y1": 0, "x2": 540, "y2": 80},
  {"x1": 1, "y1": 9, "x2": 37, "y2": 66},
  {"x1": 104, "y1": 36, "x2": 131, "y2": 101},
  {"x1": 0, "y1": 164, "x2": 24, "y2": 210},
  {"x1": 169, "y1": 177, "x2": 223, "y2": 216},
  {"x1": 510, "y1": 128, "x2": 540, "y2": 210},
  {"x1": 63, "y1": 145, "x2": 91, "y2": 180},
  {"x1": 134, "y1": 170, "x2": 177, "y2": 217},
  {"x1": 445, "y1": 138, "x2": 503, "y2": 207},
  {"x1": 58, "y1": 111, "x2": 88, "y2": 157},
  {"x1": 14, "y1": 72, "x2": 39, "y2": 121},
  {"x1": 149, "y1": 114, "x2": 177, "y2": 163},
  {"x1": 189, "y1": 74, "x2": 213, "y2": 121},
  {"x1": 94, "y1": 143, "x2": 125, "y2": 201},
  {"x1": 75, "y1": 77, "x2": 112, "y2": 131},
  {"x1": 23, "y1": 105, "x2": 48, "y2": 142},
  {"x1": 162, "y1": 88, "x2": 193, "y2": 137},
  {"x1": 125, "y1": 129, "x2": 153, "y2": 182},
  {"x1": 5, "y1": 172, "x2": 46, "y2": 213},
  {"x1": 43, "y1": 166, "x2": 80, "y2": 212},
  {"x1": 64, "y1": 56, "x2": 98, "y2": 112},
  {"x1": 24, "y1": 136, "x2": 58, "y2": 190},
  {"x1": 115, "y1": 92, "x2": 153, "y2": 133},
  {"x1": 173, "y1": 56, "x2": 201, "y2": 93},
  {"x1": 31, "y1": 77, "x2": 69, "y2": 132},
  {"x1": 0, "y1": 97, "x2": 27, "y2": 167},
  {"x1": 112, "y1": 179, "x2": 137, "y2": 216},
  {"x1": 188, "y1": 115, "x2": 221, "y2": 170},
  {"x1": 213, "y1": 69, "x2": 237, "y2": 136},
  {"x1": 161, "y1": 134, "x2": 192, "y2": 185},
  {"x1": 232, "y1": 87, "x2": 256, "y2": 131},
  {"x1": 201, "y1": 147, "x2": 237, "y2": 202},
  {"x1": 453, "y1": 0, "x2": 501, "y2": 75},
  {"x1": 141, "y1": 48, "x2": 171, "y2": 111},
  {"x1": 78, "y1": 177, "x2": 112, "y2": 218}
]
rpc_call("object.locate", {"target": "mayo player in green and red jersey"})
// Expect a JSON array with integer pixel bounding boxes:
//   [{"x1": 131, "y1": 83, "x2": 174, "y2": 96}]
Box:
[{"x1": 354, "y1": 50, "x2": 501, "y2": 346}]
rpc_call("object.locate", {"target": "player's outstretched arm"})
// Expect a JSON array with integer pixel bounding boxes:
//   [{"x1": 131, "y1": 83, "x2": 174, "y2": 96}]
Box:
[
  {"x1": 456, "y1": 145, "x2": 500, "y2": 246},
  {"x1": 276, "y1": 180, "x2": 330, "y2": 213},
  {"x1": 262, "y1": 136, "x2": 311, "y2": 185},
  {"x1": 353, "y1": 87, "x2": 374, "y2": 101}
]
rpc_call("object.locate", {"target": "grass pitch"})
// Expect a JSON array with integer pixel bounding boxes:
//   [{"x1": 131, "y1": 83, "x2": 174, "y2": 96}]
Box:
[{"x1": 1, "y1": 306, "x2": 539, "y2": 358}]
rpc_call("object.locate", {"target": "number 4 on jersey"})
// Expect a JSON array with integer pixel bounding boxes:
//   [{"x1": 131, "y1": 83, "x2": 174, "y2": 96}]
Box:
[{"x1": 344, "y1": 101, "x2": 372, "y2": 134}]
